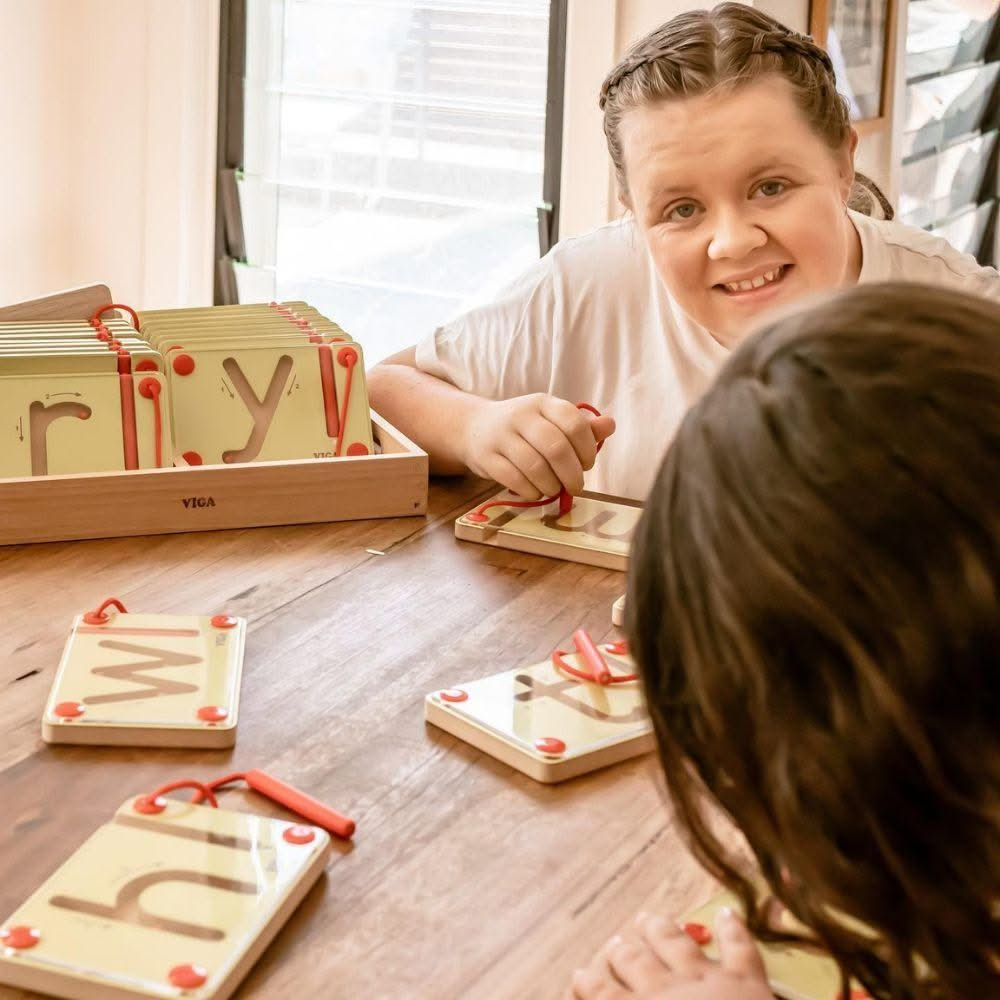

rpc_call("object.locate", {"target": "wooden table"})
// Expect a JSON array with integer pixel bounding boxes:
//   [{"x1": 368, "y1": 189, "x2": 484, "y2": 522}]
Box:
[{"x1": 0, "y1": 479, "x2": 714, "y2": 999}]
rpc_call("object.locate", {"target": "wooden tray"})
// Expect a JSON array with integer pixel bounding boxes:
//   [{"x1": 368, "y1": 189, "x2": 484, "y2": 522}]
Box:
[
  {"x1": 0, "y1": 412, "x2": 427, "y2": 546},
  {"x1": 0, "y1": 284, "x2": 427, "y2": 546}
]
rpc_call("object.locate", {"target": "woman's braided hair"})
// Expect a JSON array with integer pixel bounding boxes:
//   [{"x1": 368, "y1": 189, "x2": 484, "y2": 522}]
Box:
[{"x1": 600, "y1": 3, "x2": 852, "y2": 199}]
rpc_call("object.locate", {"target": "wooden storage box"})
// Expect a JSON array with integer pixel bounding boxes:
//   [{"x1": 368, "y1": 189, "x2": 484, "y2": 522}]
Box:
[
  {"x1": 0, "y1": 413, "x2": 427, "y2": 545},
  {"x1": 0, "y1": 285, "x2": 428, "y2": 546}
]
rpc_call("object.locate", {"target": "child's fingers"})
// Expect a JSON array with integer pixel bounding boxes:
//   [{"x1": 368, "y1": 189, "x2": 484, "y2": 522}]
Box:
[
  {"x1": 541, "y1": 397, "x2": 599, "y2": 470},
  {"x1": 715, "y1": 908, "x2": 768, "y2": 980},
  {"x1": 589, "y1": 414, "x2": 617, "y2": 445},
  {"x1": 569, "y1": 965, "x2": 630, "y2": 1000},
  {"x1": 606, "y1": 936, "x2": 676, "y2": 992},
  {"x1": 635, "y1": 913, "x2": 712, "y2": 975},
  {"x1": 484, "y1": 454, "x2": 544, "y2": 500},
  {"x1": 501, "y1": 436, "x2": 563, "y2": 498},
  {"x1": 520, "y1": 419, "x2": 586, "y2": 495}
]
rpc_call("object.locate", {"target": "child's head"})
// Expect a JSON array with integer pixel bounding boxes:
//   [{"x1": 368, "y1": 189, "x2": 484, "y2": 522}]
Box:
[
  {"x1": 627, "y1": 283, "x2": 1000, "y2": 998},
  {"x1": 600, "y1": 3, "x2": 859, "y2": 344}
]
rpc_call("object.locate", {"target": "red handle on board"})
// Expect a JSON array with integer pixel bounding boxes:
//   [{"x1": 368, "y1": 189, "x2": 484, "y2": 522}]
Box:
[
  {"x1": 244, "y1": 769, "x2": 356, "y2": 840},
  {"x1": 572, "y1": 628, "x2": 612, "y2": 684}
]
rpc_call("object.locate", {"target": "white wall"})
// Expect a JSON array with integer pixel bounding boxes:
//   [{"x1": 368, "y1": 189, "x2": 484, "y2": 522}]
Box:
[
  {"x1": 1, "y1": 3, "x2": 73, "y2": 301},
  {"x1": 559, "y1": 0, "x2": 714, "y2": 238},
  {"x1": 0, "y1": 0, "x2": 219, "y2": 310}
]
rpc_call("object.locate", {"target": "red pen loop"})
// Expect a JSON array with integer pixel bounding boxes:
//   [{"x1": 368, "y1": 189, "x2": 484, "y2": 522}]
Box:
[
  {"x1": 83, "y1": 597, "x2": 129, "y2": 625},
  {"x1": 139, "y1": 779, "x2": 219, "y2": 811},
  {"x1": 137, "y1": 769, "x2": 355, "y2": 840},
  {"x1": 551, "y1": 629, "x2": 637, "y2": 685},
  {"x1": 90, "y1": 302, "x2": 141, "y2": 332},
  {"x1": 466, "y1": 403, "x2": 604, "y2": 523}
]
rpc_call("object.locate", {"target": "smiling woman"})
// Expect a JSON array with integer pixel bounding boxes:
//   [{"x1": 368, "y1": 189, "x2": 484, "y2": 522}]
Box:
[
  {"x1": 368, "y1": 2, "x2": 999, "y2": 503},
  {"x1": 614, "y1": 75, "x2": 861, "y2": 346}
]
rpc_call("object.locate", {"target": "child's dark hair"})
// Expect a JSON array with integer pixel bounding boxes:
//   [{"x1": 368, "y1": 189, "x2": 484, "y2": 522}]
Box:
[{"x1": 626, "y1": 283, "x2": 1000, "y2": 999}]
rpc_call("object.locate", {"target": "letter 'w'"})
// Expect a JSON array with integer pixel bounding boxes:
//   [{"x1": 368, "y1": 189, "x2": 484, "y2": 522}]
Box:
[{"x1": 82, "y1": 640, "x2": 203, "y2": 705}]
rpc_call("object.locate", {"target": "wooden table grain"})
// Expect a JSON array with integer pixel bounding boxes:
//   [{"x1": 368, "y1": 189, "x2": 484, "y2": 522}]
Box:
[{"x1": 0, "y1": 478, "x2": 715, "y2": 1000}]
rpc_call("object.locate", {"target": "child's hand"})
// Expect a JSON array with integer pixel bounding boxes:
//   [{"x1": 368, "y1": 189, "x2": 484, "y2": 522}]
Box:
[
  {"x1": 460, "y1": 394, "x2": 616, "y2": 498},
  {"x1": 566, "y1": 908, "x2": 773, "y2": 1000}
]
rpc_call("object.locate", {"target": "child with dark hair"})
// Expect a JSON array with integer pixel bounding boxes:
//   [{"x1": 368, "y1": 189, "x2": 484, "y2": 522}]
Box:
[{"x1": 570, "y1": 283, "x2": 1000, "y2": 1000}]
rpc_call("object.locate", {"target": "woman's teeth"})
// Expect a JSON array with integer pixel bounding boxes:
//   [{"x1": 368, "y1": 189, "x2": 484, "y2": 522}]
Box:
[{"x1": 723, "y1": 266, "x2": 783, "y2": 293}]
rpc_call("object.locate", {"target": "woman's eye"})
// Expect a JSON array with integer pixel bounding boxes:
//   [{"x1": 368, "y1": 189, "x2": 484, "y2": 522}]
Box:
[
  {"x1": 666, "y1": 202, "x2": 699, "y2": 222},
  {"x1": 755, "y1": 180, "x2": 787, "y2": 198}
]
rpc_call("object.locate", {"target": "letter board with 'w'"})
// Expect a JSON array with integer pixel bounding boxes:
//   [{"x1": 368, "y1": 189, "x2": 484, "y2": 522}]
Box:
[{"x1": 42, "y1": 609, "x2": 247, "y2": 748}]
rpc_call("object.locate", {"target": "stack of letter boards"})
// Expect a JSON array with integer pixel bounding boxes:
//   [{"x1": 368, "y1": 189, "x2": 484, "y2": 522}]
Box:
[{"x1": 0, "y1": 302, "x2": 373, "y2": 478}]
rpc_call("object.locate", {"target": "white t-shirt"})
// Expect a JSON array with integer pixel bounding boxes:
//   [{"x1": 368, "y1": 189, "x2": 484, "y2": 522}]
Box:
[{"x1": 415, "y1": 211, "x2": 999, "y2": 500}]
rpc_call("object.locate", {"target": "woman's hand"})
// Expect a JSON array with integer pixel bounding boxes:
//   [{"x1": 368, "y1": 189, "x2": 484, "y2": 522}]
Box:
[
  {"x1": 460, "y1": 394, "x2": 616, "y2": 498},
  {"x1": 566, "y1": 908, "x2": 773, "y2": 1000}
]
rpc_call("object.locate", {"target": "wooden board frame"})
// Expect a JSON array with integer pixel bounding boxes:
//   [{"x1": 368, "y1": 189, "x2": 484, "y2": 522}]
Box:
[
  {"x1": 455, "y1": 489, "x2": 641, "y2": 571},
  {"x1": 425, "y1": 647, "x2": 654, "y2": 784},
  {"x1": 810, "y1": 0, "x2": 899, "y2": 137},
  {"x1": 426, "y1": 694, "x2": 654, "y2": 783}
]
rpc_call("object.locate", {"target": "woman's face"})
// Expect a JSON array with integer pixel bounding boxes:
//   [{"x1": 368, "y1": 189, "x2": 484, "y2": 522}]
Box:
[{"x1": 619, "y1": 75, "x2": 860, "y2": 346}]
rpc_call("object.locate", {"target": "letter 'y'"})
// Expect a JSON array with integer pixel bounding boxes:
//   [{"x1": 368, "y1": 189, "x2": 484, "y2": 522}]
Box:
[{"x1": 221, "y1": 355, "x2": 293, "y2": 462}]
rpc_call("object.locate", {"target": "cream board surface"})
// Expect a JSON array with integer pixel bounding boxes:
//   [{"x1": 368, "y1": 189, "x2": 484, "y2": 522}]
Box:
[
  {"x1": 425, "y1": 646, "x2": 653, "y2": 782},
  {"x1": 683, "y1": 892, "x2": 862, "y2": 1000},
  {"x1": 0, "y1": 371, "x2": 171, "y2": 477},
  {"x1": 43, "y1": 611, "x2": 246, "y2": 748},
  {"x1": 165, "y1": 342, "x2": 373, "y2": 464},
  {"x1": 0, "y1": 797, "x2": 330, "y2": 1000},
  {"x1": 455, "y1": 491, "x2": 641, "y2": 571}
]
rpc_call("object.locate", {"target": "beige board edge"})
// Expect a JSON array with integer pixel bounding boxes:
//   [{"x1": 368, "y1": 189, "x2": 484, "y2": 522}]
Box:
[
  {"x1": 454, "y1": 518, "x2": 628, "y2": 572},
  {"x1": 425, "y1": 695, "x2": 654, "y2": 783},
  {"x1": 611, "y1": 595, "x2": 626, "y2": 627},
  {"x1": 41, "y1": 719, "x2": 238, "y2": 749},
  {"x1": 208, "y1": 836, "x2": 331, "y2": 1000},
  {"x1": 0, "y1": 962, "x2": 144, "y2": 1000},
  {"x1": 454, "y1": 489, "x2": 634, "y2": 572}
]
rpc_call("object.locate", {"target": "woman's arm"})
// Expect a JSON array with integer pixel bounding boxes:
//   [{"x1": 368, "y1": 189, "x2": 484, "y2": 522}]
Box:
[
  {"x1": 369, "y1": 348, "x2": 615, "y2": 497},
  {"x1": 368, "y1": 347, "x2": 485, "y2": 476}
]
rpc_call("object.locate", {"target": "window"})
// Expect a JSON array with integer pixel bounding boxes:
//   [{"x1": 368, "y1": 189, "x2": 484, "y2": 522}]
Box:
[
  {"x1": 898, "y1": 0, "x2": 999, "y2": 265},
  {"x1": 226, "y1": 0, "x2": 563, "y2": 360}
]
